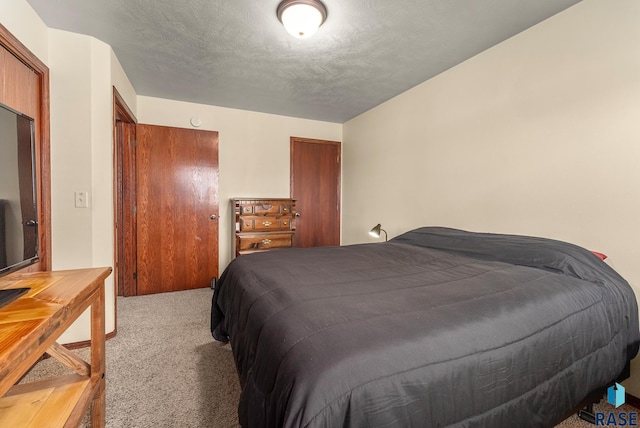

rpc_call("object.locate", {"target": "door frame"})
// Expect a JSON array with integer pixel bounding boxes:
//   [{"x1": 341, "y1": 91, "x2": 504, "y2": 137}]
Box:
[{"x1": 113, "y1": 87, "x2": 137, "y2": 300}]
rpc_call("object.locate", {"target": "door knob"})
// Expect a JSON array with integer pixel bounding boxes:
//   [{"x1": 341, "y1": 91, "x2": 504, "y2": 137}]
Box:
[
  {"x1": 295, "y1": 212, "x2": 301, "y2": 217},
  {"x1": 210, "y1": 215, "x2": 217, "y2": 220}
]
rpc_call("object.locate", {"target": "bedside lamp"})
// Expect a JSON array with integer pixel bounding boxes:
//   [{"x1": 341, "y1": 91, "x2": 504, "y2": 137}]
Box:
[{"x1": 369, "y1": 224, "x2": 388, "y2": 242}]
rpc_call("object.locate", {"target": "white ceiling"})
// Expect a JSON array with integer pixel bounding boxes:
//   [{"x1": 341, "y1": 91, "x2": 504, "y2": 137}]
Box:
[{"x1": 26, "y1": 0, "x2": 582, "y2": 123}]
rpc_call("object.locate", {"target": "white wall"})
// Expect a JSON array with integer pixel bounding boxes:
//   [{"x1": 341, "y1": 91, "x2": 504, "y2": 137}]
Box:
[
  {"x1": 111, "y1": 51, "x2": 137, "y2": 115},
  {"x1": 48, "y1": 30, "x2": 94, "y2": 271},
  {"x1": 137, "y1": 96, "x2": 342, "y2": 270},
  {"x1": 343, "y1": 0, "x2": 640, "y2": 392},
  {"x1": 0, "y1": 0, "x2": 48, "y2": 63},
  {"x1": 47, "y1": 30, "x2": 134, "y2": 343}
]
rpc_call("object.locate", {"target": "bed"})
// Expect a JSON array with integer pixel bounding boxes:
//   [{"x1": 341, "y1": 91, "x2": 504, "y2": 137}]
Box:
[{"x1": 210, "y1": 227, "x2": 639, "y2": 427}]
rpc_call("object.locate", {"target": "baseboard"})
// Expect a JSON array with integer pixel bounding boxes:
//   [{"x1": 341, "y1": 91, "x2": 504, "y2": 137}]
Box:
[
  {"x1": 20, "y1": 329, "x2": 117, "y2": 383},
  {"x1": 626, "y1": 393, "x2": 640, "y2": 409},
  {"x1": 62, "y1": 329, "x2": 117, "y2": 350},
  {"x1": 37, "y1": 329, "x2": 117, "y2": 362}
]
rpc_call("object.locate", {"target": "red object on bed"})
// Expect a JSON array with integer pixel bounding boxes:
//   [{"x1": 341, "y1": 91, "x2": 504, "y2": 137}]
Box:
[{"x1": 592, "y1": 251, "x2": 608, "y2": 260}]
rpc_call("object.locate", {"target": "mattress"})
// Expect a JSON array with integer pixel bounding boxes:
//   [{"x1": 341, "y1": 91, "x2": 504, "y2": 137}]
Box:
[{"x1": 211, "y1": 227, "x2": 639, "y2": 427}]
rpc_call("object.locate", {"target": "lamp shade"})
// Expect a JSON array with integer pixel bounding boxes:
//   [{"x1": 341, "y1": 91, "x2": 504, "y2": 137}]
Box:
[
  {"x1": 369, "y1": 224, "x2": 383, "y2": 238},
  {"x1": 277, "y1": 0, "x2": 327, "y2": 39},
  {"x1": 369, "y1": 224, "x2": 388, "y2": 241}
]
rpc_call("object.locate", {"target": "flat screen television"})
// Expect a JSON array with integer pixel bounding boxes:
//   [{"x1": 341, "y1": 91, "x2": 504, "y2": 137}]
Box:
[{"x1": 0, "y1": 101, "x2": 38, "y2": 277}]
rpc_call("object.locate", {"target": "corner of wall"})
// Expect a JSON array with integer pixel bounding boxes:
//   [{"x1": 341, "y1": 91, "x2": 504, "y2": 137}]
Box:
[
  {"x1": 0, "y1": 0, "x2": 48, "y2": 64},
  {"x1": 110, "y1": 49, "x2": 137, "y2": 116}
]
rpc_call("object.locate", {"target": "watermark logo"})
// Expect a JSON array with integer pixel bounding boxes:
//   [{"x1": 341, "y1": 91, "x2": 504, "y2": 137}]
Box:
[
  {"x1": 595, "y1": 382, "x2": 638, "y2": 426},
  {"x1": 609, "y1": 383, "x2": 626, "y2": 408}
]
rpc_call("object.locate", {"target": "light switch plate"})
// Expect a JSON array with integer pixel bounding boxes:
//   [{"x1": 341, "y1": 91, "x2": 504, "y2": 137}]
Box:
[{"x1": 75, "y1": 191, "x2": 89, "y2": 208}]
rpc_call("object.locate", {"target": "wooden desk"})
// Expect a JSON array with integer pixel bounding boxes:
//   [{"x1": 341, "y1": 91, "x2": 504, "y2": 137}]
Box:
[{"x1": 0, "y1": 267, "x2": 111, "y2": 427}]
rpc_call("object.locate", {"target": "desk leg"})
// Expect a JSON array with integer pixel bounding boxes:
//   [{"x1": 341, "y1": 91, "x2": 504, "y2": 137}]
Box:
[{"x1": 90, "y1": 282, "x2": 106, "y2": 427}]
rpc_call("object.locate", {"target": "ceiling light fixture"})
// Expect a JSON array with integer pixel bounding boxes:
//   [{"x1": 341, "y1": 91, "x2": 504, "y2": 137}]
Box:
[{"x1": 277, "y1": 0, "x2": 327, "y2": 39}]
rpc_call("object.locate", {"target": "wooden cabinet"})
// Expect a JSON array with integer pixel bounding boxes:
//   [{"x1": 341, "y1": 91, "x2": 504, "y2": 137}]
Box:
[
  {"x1": 0, "y1": 267, "x2": 111, "y2": 427},
  {"x1": 233, "y1": 198, "x2": 296, "y2": 256}
]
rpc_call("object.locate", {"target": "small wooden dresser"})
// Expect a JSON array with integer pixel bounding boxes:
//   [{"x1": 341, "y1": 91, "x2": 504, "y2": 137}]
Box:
[{"x1": 233, "y1": 198, "x2": 296, "y2": 257}]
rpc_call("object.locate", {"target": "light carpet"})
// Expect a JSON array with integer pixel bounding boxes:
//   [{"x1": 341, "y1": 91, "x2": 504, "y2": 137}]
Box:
[
  {"x1": 21, "y1": 288, "x2": 241, "y2": 427},
  {"x1": 21, "y1": 287, "x2": 635, "y2": 427}
]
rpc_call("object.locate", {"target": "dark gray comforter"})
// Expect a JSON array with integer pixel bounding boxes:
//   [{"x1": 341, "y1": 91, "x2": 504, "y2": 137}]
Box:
[{"x1": 211, "y1": 227, "x2": 639, "y2": 427}]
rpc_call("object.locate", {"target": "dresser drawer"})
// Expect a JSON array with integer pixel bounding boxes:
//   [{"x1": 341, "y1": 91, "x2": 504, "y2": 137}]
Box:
[
  {"x1": 253, "y1": 202, "x2": 292, "y2": 215},
  {"x1": 240, "y1": 216, "x2": 293, "y2": 232},
  {"x1": 237, "y1": 233, "x2": 293, "y2": 252},
  {"x1": 239, "y1": 205, "x2": 254, "y2": 215}
]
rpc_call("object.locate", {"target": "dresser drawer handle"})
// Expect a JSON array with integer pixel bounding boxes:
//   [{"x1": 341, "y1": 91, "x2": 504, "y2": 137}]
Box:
[
  {"x1": 263, "y1": 221, "x2": 272, "y2": 227},
  {"x1": 262, "y1": 239, "x2": 272, "y2": 245}
]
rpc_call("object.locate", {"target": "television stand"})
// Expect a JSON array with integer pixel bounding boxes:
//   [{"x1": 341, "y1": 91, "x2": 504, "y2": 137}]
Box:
[
  {"x1": 0, "y1": 267, "x2": 111, "y2": 427},
  {"x1": 0, "y1": 287, "x2": 29, "y2": 309}
]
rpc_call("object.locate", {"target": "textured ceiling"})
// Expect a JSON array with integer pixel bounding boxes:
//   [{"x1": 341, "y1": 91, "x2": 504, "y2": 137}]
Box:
[{"x1": 26, "y1": 0, "x2": 582, "y2": 123}]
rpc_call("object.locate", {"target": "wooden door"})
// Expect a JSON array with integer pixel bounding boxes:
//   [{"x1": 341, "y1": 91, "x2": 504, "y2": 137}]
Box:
[
  {"x1": 290, "y1": 137, "x2": 341, "y2": 248},
  {"x1": 136, "y1": 124, "x2": 219, "y2": 295}
]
